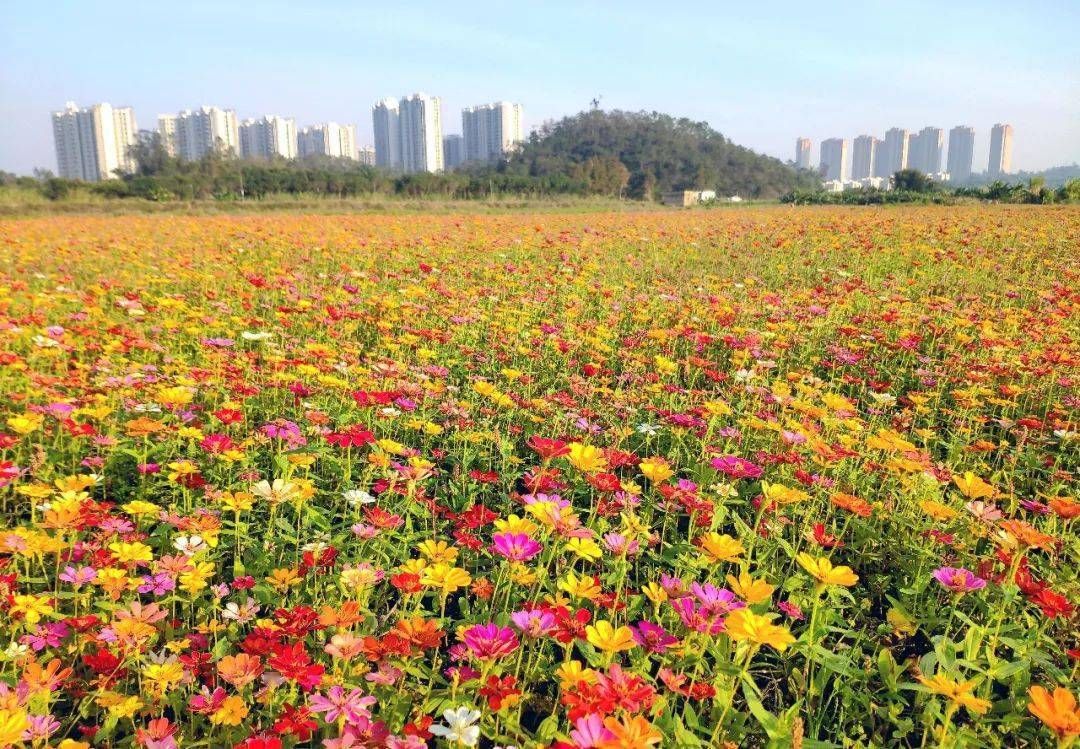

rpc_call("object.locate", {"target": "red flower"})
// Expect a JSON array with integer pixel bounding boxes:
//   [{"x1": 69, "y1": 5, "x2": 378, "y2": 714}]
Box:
[
  {"x1": 1029, "y1": 588, "x2": 1074, "y2": 619},
  {"x1": 527, "y1": 436, "x2": 570, "y2": 460},
  {"x1": 268, "y1": 642, "x2": 324, "y2": 691},
  {"x1": 391, "y1": 572, "x2": 422, "y2": 593},
  {"x1": 233, "y1": 736, "x2": 283, "y2": 749},
  {"x1": 273, "y1": 703, "x2": 317, "y2": 741},
  {"x1": 478, "y1": 674, "x2": 522, "y2": 710},
  {"x1": 552, "y1": 606, "x2": 591, "y2": 644}
]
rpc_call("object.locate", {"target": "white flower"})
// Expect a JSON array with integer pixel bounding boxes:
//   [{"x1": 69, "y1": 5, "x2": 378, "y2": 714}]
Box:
[
  {"x1": 429, "y1": 706, "x2": 481, "y2": 746},
  {"x1": 343, "y1": 489, "x2": 376, "y2": 506},
  {"x1": 251, "y1": 478, "x2": 299, "y2": 505},
  {"x1": 636, "y1": 423, "x2": 660, "y2": 436},
  {"x1": 32, "y1": 335, "x2": 59, "y2": 348},
  {"x1": 241, "y1": 331, "x2": 273, "y2": 341},
  {"x1": 173, "y1": 534, "x2": 205, "y2": 555}
]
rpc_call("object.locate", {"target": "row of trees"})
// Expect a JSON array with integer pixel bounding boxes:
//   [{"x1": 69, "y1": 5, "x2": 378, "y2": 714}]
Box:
[{"x1": 782, "y1": 169, "x2": 1079, "y2": 205}]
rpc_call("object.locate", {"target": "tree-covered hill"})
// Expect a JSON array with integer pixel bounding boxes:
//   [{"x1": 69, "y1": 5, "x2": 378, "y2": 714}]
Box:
[{"x1": 501, "y1": 109, "x2": 819, "y2": 199}]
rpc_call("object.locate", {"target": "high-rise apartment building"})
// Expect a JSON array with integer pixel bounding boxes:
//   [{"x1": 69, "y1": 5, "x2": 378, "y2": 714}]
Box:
[
  {"x1": 443, "y1": 134, "x2": 465, "y2": 170},
  {"x1": 794, "y1": 137, "x2": 812, "y2": 169},
  {"x1": 851, "y1": 135, "x2": 879, "y2": 180},
  {"x1": 52, "y1": 101, "x2": 138, "y2": 181},
  {"x1": 988, "y1": 123, "x2": 1014, "y2": 176},
  {"x1": 881, "y1": 128, "x2": 909, "y2": 176},
  {"x1": 158, "y1": 115, "x2": 178, "y2": 157},
  {"x1": 239, "y1": 116, "x2": 297, "y2": 159},
  {"x1": 462, "y1": 102, "x2": 524, "y2": 163},
  {"x1": 357, "y1": 146, "x2": 376, "y2": 166},
  {"x1": 908, "y1": 127, "x2": 943, "y2": 174},
  {"x1": 372, "y1": 98, "x2": 401, "y2": 169},
  {"x1": 398, "y1": 93, "x2": 443, "y2": 173},
  {"x1": 297, "y1": 122, "x2": 356, "y2": 159},
  {"x1": 819, "y1": 138, "x2": 849, "y2": 182},
  {"x1": 946, "y1": 126, "x2": 975, "y2": 182},
  {"x1": 163, "y1": 107, "x2": 239, "y2": 160}
]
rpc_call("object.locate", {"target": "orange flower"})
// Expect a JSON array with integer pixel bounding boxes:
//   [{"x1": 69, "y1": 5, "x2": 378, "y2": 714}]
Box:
[
  {"x1": 125, "y1": 417, "x2": 167, "y2": 438},
  {"x1": 217, "y1": 653, "x2": 263, "y2": 689},
  {"x1": 831, "y1": 492, "x2": 873, "y2": 518},
  {"x1": 1028, "y1": 685, "x2": 1080, "y2": 739},
  {"x1": 598, "y1": 714, "x2": 662, "y2": 748},
  {"x1": 22, "y1": 658, "x2": 73, "y2": 694}
]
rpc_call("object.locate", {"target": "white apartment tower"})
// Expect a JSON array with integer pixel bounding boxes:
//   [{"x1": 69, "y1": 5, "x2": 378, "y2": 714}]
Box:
[
  {"x1": 882, "y1": 128, "x2": 909, "y2": 176},
  {"x1": 908, "y1": 127, "x2": 943, "y2": 174},
  {"x1": 947, "y1": 126, "x2": 975, "y2": 182},
  {"x1": 163, "y1": 107, "x2": 239, "y2": 161},
  {"x1": 298, "y1": 123, "x2": 357, "y2": 159},
  {"x1": 988, "y1": 124, "x2": 1014, "y2": 176},
  {"x1": 357, "y1": 146, "x2": 376, "y2": 166},
  {"x1": 158, "y1": 115, "x2": 178, "y2": 157},
  {"x1": 52, "y1": 101, "x2": 138, "y2": 181},
  {"x1": 372, "y1": 98, "x2": 401, "y2": 169},
  {"x1": 794, "y1": 137, "x2": 812, "y2": 169},
  {"x1": 819, "y1": 138, "x2": 849, "y2": 182},
  {"x1": 462, "y1": 101, "x2": 524, "y2": 163},
  {"x1": 851, "y1": 135, "x2": 879, "y2": 180},
  {"x1": 239, "y1": 116, "x2": 298, "y2": 159},
  {"x1": 398, "y1": 93, "x2": 443, "y2": 173}
]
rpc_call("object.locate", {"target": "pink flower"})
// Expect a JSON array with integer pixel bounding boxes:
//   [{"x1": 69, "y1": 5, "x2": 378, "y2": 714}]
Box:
[
  {"x1": 569, "y1": 713, "x2": 615, "y2": 748},
  {"x1": 631, "y1": 621, "x2": 678, "y2": 653},
  {"x1": 462, "y1": 623, "x2": 519, "y2": 660},
  {"x1": 932, "y1": 567, "x2": 987, "y2": 594},
  {"x1": 490, "y1": 532, "x2": 542, "y2": 562},
  {"x1": 308, "y1": 685, "x2": 376, "y2": 726},
  {"x1": 511, "y1": 608, "x2": 557, "y2": 639}
]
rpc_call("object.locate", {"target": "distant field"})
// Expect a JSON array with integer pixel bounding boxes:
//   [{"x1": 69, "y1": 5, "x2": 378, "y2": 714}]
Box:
[{"x1": 0, "y1": 207, "x2": 1076, "y2": 748}]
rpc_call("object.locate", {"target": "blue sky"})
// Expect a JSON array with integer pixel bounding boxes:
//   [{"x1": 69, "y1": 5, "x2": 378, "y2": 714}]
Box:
[{"x1": 2, "y1": 0, "x2": 1077, "y2": 175}]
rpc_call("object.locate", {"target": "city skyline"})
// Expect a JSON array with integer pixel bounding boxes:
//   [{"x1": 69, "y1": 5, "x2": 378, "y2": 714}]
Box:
[
  {"x1": 796, "y1": 123, "x2": 1017, "y2": 182},
  {"x1": 3, "y1": 1, "x2": 1077, "y2": 177}
]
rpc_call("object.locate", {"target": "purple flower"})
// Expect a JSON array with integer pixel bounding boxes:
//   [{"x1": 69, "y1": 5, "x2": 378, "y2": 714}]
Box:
[
  {"x1": 690, "y1": 582, "x2": 746, "y2": 618},
  {"x1": 490, "y1": 532, "x2": 542, "y2": 562},
  {"x1": 138, "y1": 573, "x2": 175, "y2": 596},
  {"x1": 932, "y1": 567, "x2": 987, "y2": 594},
  {"x1": 631, "y1": 621, "x2": 678, "y2": 653},
  {"x1": 710, "y1": 455, "x2": 764, "y2": 480},
  {"x1": 511, "y1": 609, "x2": 557, "y2": 639},
  {"x1": 671, "y1": 598, "x2": 724, "y2": 634},
  {"x1": 59, "y1": 565, "x2": 97, "y2": 588},
  {"x1": 462, "y1": 623, "x2": 519, "y2": 660}
]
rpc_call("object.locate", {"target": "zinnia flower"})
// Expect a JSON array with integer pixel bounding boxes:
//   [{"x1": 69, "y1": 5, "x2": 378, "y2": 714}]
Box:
[{"x1": 931, "y1": 567, "x2": 987, "y2": 595}]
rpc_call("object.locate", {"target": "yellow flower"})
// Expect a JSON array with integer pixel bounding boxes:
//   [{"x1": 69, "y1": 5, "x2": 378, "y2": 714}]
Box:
[
  {"x1": 697, "y1": 532, "x2": 745, "y2": 563},
  {"x1": 10, "y1": 594, "x2": 55, "y2": 624},
  {"x1": 567, "y1": 443, "x2": 608, "y2": 473},
  {"x1": 105, "y1": 694, "x2": 143, "y2": 719},
  {"x1": 638, "y1": 456, "x2": 674, "y2": 482},
  {"x1": 559, "y1": 571, "x2": 602, "y2": 602},
  {"x1": 565, "y1": 537, "x2": 603, "y2": 561},
  {"x1": 109, "y1": 541, "x2": 153, "y2": 564},
  {"x1": 726, "y1": 572, "x2": 776, "y2": 604},
  {"x1": 420, "y1": 563, "x2": 472, "y2": 594},
  {"x1": 122, "y1": 500, "x2": 160, "y2": 517},
  {"x1": 179, "y1": 561, "x2": 215, "y2": 595},
  {"x1": 218, "y1": 492, "x2": 254, "y2": 513},
  {"x1": 642, "y1": 582, "x2": 669, "y2": 606},
  {"x1": 156, "y1": 386, "x2": 194, "y2": 406},
  {"x1": 918, "y1": 673, "x2": 992, "y2": 715},
  {"x1": 1027, "y1": 685, "x2": 1080, "y2": 740},
  {"x1": 920, "y1": 500, "x2": 958, "y2": 521},
  {"x1": 144, "y1": 662, "x2": 185, "y2": 693},
  {"x1": 953, "y1": 471, "x2": 995, "y2": 500},
  {"x1": 555, "y1": 660, "x2": 597, "y2": 689},
  {"x1": 0, "y1": 708, "x2": 29, "y2": 746},
  {"x1": 494, "y1": 514, "x2": 538, "y2": 535},
  {"x1": 796, "y1": 553, "x2": 859, "y2": 588},
  {"x1": 7, "y1": 413, "x2": 43, "y2": 435},
  {"x1": 417, "y1": 539, "x2": 459, "y2": 564},
  {"x1": 585, "y1": 620, "x2": 637, "y2": 653},
  {"x1": 724, "y1": 609, "x2": 796, "y2": 652},
  {"x1": 210, "y1": 695, "x2": 249, "y2": 726}
]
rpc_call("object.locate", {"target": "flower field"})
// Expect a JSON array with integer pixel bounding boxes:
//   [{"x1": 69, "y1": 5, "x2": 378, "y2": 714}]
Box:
[{"x1": 0, "y1": 206, "x2": 1077, "y2": 748}]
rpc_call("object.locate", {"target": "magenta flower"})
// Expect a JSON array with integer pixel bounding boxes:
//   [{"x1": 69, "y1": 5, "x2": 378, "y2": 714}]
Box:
[
  {"x1": 490, "y1": 532, "x2": 542, "y2": 562},
  {"x1": 778, "y1": 600, "x2": 805, "y2": 620},
  {"x1": 932, "y1": 567, "x2": 987, "y2": 594},
  {"x1": 631, "y1": 621, "x2": 678, "y2": 653},
  {"x1": 671, "y1": 598, "x2": 724, "y2": 634},
  {"x1": 710, "y1": 455, "x2": 764, "y2": 479},
  {"x1": 462, "y1": 623, "x2": 519, "y2": 660}
]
